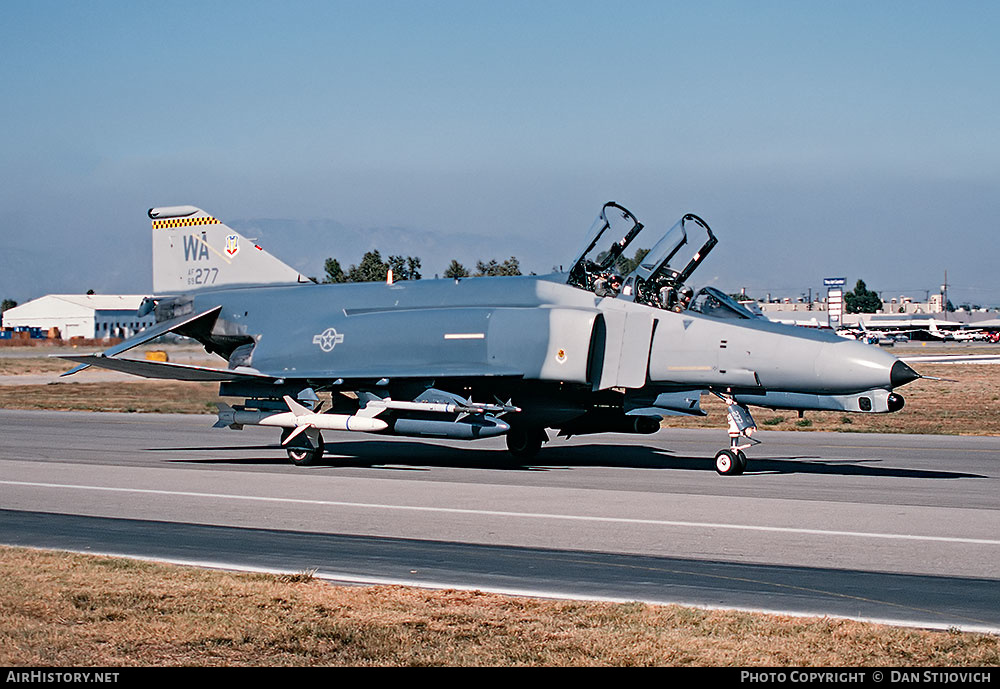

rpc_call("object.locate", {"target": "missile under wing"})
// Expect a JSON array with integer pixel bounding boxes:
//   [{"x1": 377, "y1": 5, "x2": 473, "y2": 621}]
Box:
[{"x1": 60, "y1": 202, "x2": 921, "y2": 475}]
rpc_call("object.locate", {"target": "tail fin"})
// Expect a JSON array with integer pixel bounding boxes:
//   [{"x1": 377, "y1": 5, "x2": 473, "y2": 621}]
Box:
[{"x1": 149, "y1": 205, "x2": 308, "y2": 293}]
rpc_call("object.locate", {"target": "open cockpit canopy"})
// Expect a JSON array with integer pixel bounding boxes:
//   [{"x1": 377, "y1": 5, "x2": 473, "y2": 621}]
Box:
[
  {"x1": 566, "y1": 202, "x2": 645, "y2": 292},
  {"x1": 568, "y1": 203, "x2": 720, "y2": 313}
]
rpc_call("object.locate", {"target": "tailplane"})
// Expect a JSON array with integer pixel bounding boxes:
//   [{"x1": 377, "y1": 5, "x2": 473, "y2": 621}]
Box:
[{"x1": 150, "y1": 205, "x2": 307, "y2": 293}]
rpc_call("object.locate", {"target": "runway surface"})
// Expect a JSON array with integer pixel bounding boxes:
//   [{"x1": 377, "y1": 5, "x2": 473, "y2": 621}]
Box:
[{"x1": 1, "y1": 409, "x2": 998, "y2": 631}]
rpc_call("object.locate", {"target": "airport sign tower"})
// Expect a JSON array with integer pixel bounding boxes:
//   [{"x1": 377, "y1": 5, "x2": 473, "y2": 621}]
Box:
[{"x1": 825, "y1": 277, "x2": 846, "y2": 327}]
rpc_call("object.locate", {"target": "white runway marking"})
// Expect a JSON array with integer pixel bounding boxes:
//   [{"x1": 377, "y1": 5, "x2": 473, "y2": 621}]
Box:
[{"x1": 4, "y1": 480, "x2": 998, "y2": 547}]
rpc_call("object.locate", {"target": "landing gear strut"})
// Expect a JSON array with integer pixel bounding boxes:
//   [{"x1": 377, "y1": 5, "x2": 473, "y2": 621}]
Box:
[{"x1": 713, "y1": 394, "x2": 758, "y2": 476}]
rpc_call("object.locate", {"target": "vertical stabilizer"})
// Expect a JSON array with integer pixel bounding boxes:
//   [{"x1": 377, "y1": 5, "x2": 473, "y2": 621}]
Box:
[{"x1": 150, "y1": 205, "x2": 307, "y2": 293}]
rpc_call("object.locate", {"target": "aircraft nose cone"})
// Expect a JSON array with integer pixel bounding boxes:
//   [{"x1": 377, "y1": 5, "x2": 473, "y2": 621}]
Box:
[
  {"x1": 812, "y1": 340, "x2": 911, "y2": 394},
  {"x1": 891, "y1": 360, "x2": 920, "y2": 388}
]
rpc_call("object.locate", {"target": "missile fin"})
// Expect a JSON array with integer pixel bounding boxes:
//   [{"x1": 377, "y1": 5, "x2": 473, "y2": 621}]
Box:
[
  {"x1": 283, "y1": 395, "x2": 312, "y2": 417},
  {"x1": 281, "y1": 424, "x2": 311, "y2": 445}
]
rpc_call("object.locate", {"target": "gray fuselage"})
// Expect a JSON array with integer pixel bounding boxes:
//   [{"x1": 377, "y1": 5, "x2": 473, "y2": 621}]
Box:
[{"x1": 177, "y1": 274, "x2": 907, "y2": 411}]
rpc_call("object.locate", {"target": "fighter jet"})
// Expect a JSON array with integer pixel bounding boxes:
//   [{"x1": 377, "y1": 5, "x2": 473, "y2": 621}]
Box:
[{"x1": 59, "y1": 202, "x2": 922, "y2": 475}]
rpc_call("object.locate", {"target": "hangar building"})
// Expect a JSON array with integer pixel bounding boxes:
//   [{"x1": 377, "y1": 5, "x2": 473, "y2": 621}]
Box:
[{"x1": 1, "y1": 294, "x2": 153, "y2": 340}]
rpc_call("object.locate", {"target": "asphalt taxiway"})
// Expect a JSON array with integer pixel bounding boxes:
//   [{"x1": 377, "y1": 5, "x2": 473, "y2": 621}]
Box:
[{"x1": 1, "y1": 409, "x2": 998, "y2": 631}]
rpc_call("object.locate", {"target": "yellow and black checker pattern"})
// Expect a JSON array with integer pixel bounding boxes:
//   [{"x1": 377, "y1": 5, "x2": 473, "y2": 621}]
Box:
[{"x1": 151, "y1": 216, "x2": 221, "y2": 229}]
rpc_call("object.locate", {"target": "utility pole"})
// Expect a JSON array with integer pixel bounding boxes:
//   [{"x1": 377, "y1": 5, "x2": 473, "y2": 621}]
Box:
[{"x1": 940, "y1": 271, "x2": 949, "y2": 320}]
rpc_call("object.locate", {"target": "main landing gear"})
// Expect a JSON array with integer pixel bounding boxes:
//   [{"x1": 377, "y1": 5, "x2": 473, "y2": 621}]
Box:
[
  {"x1": 280, "y1": 427, "x2": 325, "y2": 466},
  {"x1": 505, "y1": 426, "x2": 548, "y2": 459},
  {"x1": 713, "y1": 394, "x2": 759, "y2": 476}
]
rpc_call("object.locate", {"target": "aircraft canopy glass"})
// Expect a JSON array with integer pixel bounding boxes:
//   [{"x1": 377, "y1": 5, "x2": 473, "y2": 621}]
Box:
[
  {"x1": 619, "y1": 214, "x2": 718, "y2": 311},
  {"x1": 626, "y1": 214, "x2": 716, "y2": 291},
  {"x1": 688, "y1": 286, "x2": 759, "y2": 320},
  {"x1": 566, "y1": 202, "x2": 645, "y2": 292},
  {"x1": 629, "y1": 216, "x2": 689, "y2": 282}
]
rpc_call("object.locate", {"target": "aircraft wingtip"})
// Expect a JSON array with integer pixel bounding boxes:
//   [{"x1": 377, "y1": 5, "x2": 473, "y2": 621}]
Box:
[{"x1": 59, "y1": 363, "x2": 91, "y2": 377}]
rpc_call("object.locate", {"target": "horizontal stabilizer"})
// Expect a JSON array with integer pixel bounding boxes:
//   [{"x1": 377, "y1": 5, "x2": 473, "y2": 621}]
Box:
[
  {"x1": 58, "y1": 305, "x2": 222, "y2": 377},
  {"x1": 57, "y1": 355, "x2": 273, "y2": 382}
]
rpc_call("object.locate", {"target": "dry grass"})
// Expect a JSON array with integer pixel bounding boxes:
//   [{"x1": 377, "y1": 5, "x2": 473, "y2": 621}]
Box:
[
  {"x1": 0, "y1": 358, "x2": 71, "y2": 376},
  {"x1": 1, "y1": 547, "x2": 996, "y2": 667},
  {"x1": 0, "y1": 381, "x2": 224, "y2": 414}
]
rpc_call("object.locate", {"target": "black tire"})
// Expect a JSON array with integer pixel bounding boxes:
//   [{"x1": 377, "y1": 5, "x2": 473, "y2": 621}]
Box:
[
  {"x1": 715, "y1": 449, "x2": 742, "y2": 476},
  {"x1": 506, "y1": 426, "x2": 546, "y2": 459},
  {"x1": 735, "y1": 450, "x2": 748, "y2": 475},
  {"x1": 281, "y1": 428, "x2": 325, "y2": 466}
]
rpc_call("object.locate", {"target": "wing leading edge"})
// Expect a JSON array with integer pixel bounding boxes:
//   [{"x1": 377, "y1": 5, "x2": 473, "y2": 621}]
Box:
[{"x1": 57, "y1": 355, "x2": 273, "y2": 382}]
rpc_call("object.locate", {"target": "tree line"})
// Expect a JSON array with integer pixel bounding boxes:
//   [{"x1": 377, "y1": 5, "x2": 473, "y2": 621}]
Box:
[
  {"x1": 322, "y1": 250, "x2": 521, "y2": 283},
  {"x1": 844, "y1": 279, "x2": 882, "y2": 314}
]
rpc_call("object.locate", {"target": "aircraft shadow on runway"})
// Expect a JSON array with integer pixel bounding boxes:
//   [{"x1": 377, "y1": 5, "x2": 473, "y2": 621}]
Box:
[{"x1": 150, "y1": 441, "x2": 985, "y2": 479}]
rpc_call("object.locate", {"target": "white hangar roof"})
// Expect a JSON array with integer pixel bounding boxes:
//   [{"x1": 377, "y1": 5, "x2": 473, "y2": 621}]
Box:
[{"x1": 4, "y1": 294, "x2": 148, "y2": 319}]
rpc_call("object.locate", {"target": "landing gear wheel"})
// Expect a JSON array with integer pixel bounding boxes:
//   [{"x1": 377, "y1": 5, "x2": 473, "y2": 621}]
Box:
[
  {"x1": 281, "y1": 428, "x2": 325, "y2": 466},
  {"x1": 715, "y1": 449, "x2": 743, "y2": 476},
  {"x1": 506, "y1": 427, "x2": 546, "y2": 459},
  {"x1": 736, "y1": 450, "x2": 748, "y2": 474}
]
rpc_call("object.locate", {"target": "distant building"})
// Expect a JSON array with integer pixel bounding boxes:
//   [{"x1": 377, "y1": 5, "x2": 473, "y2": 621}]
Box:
[
  {"x1": 1, "y1": 294, "x2": 152, "y2": 340},
  {"x1": 756, "y1": 295, "x2": 996, "y2": 331}
]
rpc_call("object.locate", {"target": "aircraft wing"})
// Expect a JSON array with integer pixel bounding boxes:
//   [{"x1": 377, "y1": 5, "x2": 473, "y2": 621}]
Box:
[
  {"x1": 58, "y1": 354, "x2": 525, "y2": 384},
  {"x1": 59, "y1": 305, "x2": 223, "y2": 377},
  {"x1": 57, "y1": 355, "x2": 273, "y2": 382},
  {"x1": 249, "y1": 365, "x2": 526, "y2": 380}
]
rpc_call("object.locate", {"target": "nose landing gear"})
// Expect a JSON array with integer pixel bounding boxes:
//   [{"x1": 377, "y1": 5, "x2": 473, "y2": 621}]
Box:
[
  {"x1": 713, "y1": 394, "x2": 759, "y2": 476},
  {"x1": 714, "y1": 448, "x2": 747, "y2": 475}
]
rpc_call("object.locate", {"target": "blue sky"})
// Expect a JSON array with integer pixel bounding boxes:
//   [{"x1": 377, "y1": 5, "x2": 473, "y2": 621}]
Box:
[{"x1": 2, "y1": 1, "x2": 998, "y2": 304}]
